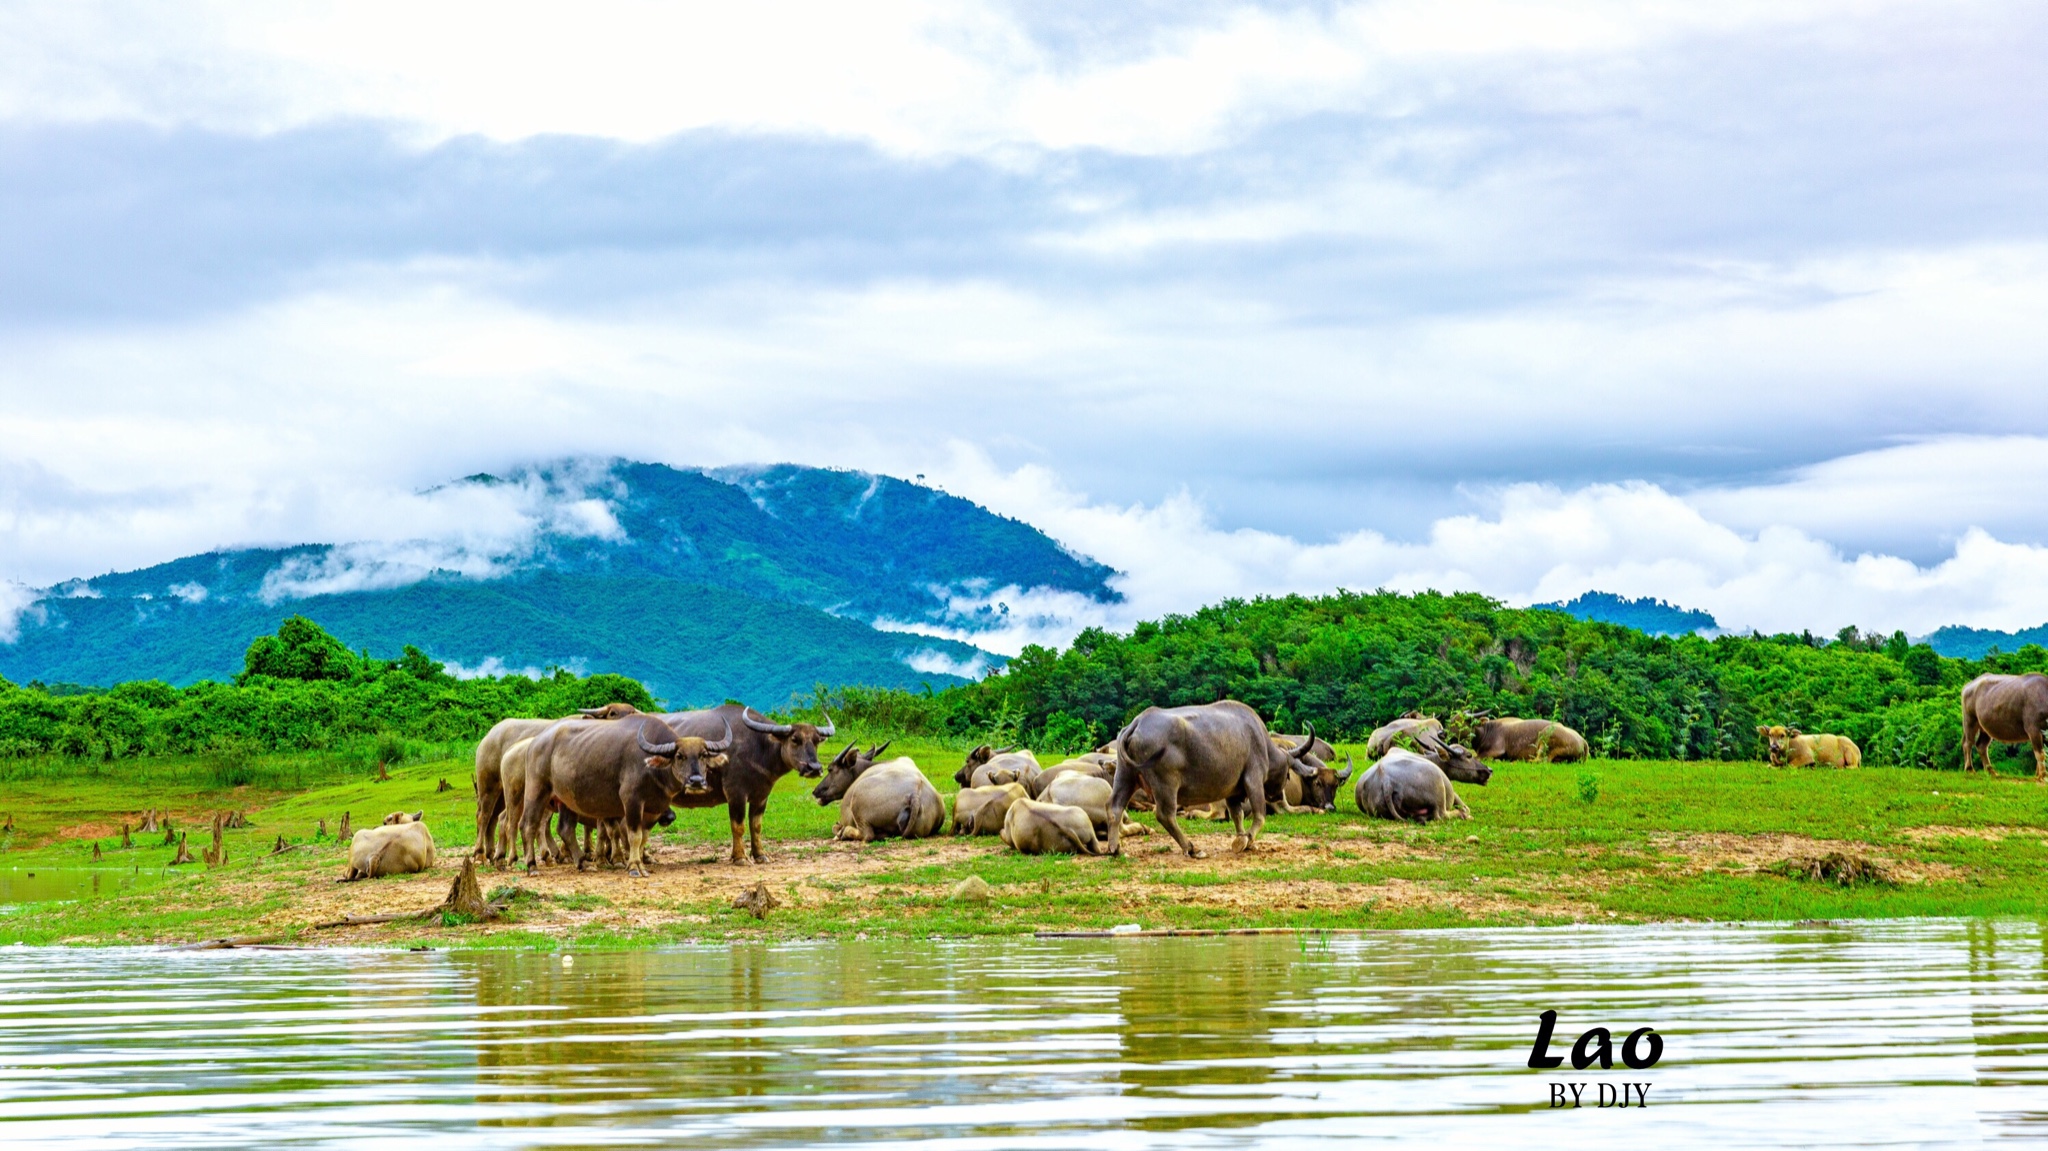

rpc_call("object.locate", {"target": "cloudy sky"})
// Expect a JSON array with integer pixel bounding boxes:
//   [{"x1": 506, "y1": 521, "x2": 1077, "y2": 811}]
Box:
[{"x1": 3, "y1": 0, "x2": 2048, "y2": 646}]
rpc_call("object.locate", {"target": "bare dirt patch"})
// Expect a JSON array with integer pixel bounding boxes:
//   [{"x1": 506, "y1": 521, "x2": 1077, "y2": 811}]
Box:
[
  {"x1": 1899, "y1": 825, "x2": 2048, "y2": 844},
  {"x1": 1649, "y1": 832, "x2": 1962, "y2": 884}
]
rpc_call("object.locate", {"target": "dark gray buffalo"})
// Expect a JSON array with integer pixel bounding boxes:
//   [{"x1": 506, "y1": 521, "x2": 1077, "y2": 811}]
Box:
[
  {"x1": 518, "y1": 715, "x2": 731, "y2": 875},
  {"x1": 658, "y1": 704, "x2": 834, "y2": 863},
  {"x1": 1365, "y1": 713, "x2": 1445, "y2": 758},
  {"x1": 1107, "y1": 701, "x2": 1321, "y2": 857},
  {"x1": 1962, "y1": 673, "x2": 2048, "y2": 781},
  {"x1": 1355, "y1": 749, "x2": 1473, "y2": 822},
  {"x1": 1409, "y1": 729, "x2": 1493, "y2": 785}
]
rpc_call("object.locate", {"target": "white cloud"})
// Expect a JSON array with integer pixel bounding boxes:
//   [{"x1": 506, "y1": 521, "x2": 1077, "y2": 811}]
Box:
[
  {"x1": 0, "y1": 0, "x2": 1907, "y2": 156},
  {"x1": 0, "y1": 581, "x2": 37, "y2": 644},
  {"x1": 901, "y1": 647, "x2": 993, "y2": 680},
  {"x1": 441, "y1": 655, "x2": 562, "y2": 680},
  {"x1": 166, "y1": 581, "x2": 208, "y2": 603},
  {"x1": 927, "y1": 445, "x2": 2048, "y2": 648}
]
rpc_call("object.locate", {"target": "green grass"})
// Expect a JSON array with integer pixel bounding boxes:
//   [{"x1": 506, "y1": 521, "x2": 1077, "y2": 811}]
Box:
[{"x1": 1, "y1": 737, "x2": 2045, "y2": 947}]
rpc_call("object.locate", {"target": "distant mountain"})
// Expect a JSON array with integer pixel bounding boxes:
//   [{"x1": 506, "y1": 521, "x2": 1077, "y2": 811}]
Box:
[
  {"x1": 1920, "y1": 622, "x2": 2048, "y2": 659},
  {"x1": 0, "y1": 461, "x2": 1123, "y2": 705},
  {"x1": 1535, "y1": 592, "x2": 1719, "y2": 636}
]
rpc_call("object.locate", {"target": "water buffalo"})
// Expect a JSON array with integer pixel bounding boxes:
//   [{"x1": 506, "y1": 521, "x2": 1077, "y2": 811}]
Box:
[
  {"x1": 656, "y1": 704, "x2": 834, "y2": 864},
  {"x1": 342, "y1": 811, "x2": 434, "y2": 880},
  {"x1": 1001, "y1": 798, "x2": 1100, "y2": 855},
  {"x1": 1757, "y1": 725, "x2": 1862, "y2": 769},
  {"x1": 953, "y1": 782, "x2": 1027, "y2": 835},
  {"x1": 1271, "y1": 734, "x2": 1352, "y2": 811},
  {"x1": 1365, "y1": 713, "x2": 1445, "y2": 758},
  {"x1": 1961, "y1": 673, "x2": 2048, "y2": 780},
  {"x1": 1040, "y1": 773, "x2": 1150, "y2": 840},
  {"x1": 1470, "y1": 717, "x2": 1589, "y2": 762},
  {"x1": 1408, "y1": 729, "x2": 1493, "y2": 785},
  {"x1": 519, "y1": 715, "x2": 730, "y2": 876},
  {"x1": 812, "y1": 743, "x2": 946, "y2": 841},
  {"x1": 1107, "y1": 701, "x2": 1321, "y2": 858},
  {"x1": 957, "y1": 746, "x2": 1044, "y2": 791},
  {"x1": 1030, "y1": 758, "x2": 1116, "y2": 797},
  {"x1": 1355, "y1": 751, "x2": 1472, "y2": 822},
  {"x1": 473, "y1": 703, "x2": 643, "y2": 858}
]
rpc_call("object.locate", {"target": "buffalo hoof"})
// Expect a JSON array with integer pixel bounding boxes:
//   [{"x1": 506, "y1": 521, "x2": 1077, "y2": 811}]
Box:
[{"x1": 1187, "y1": 848, "x2": 1209, "y2": 859}]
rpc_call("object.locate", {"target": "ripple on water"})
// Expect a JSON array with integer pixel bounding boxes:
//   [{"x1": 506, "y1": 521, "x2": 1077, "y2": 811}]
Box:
[{"x1": 2, "y1": 920, "x2": 2046, "y2": 1148}]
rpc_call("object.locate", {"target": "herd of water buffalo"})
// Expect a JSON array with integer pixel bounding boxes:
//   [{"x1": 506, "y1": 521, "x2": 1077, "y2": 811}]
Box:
[
  {"x1": 322, "y1": 671, "x2": 2048, "y2": 881},
  {"x1": 434, "y1": 698, "x2": 1582, "y2": 878}
]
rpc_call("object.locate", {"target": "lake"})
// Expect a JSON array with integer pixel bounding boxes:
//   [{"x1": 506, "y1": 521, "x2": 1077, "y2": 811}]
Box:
[{"x1": 2, "y1": 919, "x2": 2044, "y2": 1148}]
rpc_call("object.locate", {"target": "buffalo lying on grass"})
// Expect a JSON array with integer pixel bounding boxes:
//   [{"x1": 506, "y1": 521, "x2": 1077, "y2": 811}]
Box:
[
  {"x1": 1001, "y1": 798, "x2": 1100, "y2": 855},
  {"x1": 1758, "y1": 726, "x2": 1862, "y2": 769},
  {"x1": 812, "y1": 743, "x2": 946, "y2": 841},
  {"x1": 1040, "y1": 773, "x2": 1149, "y2": 840},
  {"x1": 1365, "y1": 713, "x2": 1444, "y2": 758},
  {"x1": 1468, "y1": 716, "x2": 1588, "y2": 763},
  {"x1": 1107, "y1": 700, "x2": 1321, "y2": 858},
  {"x1": 957, "y1": 746, "x2": 1044, "y2": 791},
  {"x1": 953, "y1": 783, "x2": 1027, "y2": 835},
  {"x1": 343, "y1": 811, "x2": 435, "y2": 880},
  {"x1": 1355, "y1": 751, "x2": 1472, "y2": 822}
]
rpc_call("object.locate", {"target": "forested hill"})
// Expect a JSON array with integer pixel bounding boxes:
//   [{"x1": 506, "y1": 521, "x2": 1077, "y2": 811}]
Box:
[
  {"x1": 0, "y1": 461, "x2": 1119, "y2": 704},
  {"x1": 1922, "y1": 622, "x2": 2048, "y2": 660},
  {"x1": 846, "y1": 590, "x2": 2048, "y2": 771},
  {"x1": 1534, "y1": 592, "x2": 1718, "y2": 636}
]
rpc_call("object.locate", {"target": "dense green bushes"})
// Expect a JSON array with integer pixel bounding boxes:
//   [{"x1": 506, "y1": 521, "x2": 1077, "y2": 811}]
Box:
[
  {"x1": 0, "y1": 616, "x2": 655, "y2": 760},
  {"x1": 822, "y1": 590, "x2": 2048, "y2": 769},
  {"x1": 8, "y1": 593, "x2": 2046, "y2": 771}
]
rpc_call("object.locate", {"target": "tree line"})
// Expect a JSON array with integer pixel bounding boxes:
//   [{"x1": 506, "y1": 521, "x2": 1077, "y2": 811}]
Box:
[
  {"x1": 822, "y1": 590, "x2": 2048, "y2": 769},
  {"x1": 5, "y1": 593, "x2": 2044, "y2": 770},
  {"x1": 0, "y1": 616, "x2": 654, "y2": 761}
]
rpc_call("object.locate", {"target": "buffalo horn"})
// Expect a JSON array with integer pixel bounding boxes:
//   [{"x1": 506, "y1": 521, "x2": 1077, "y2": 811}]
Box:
[
  {"x1": 815, "y1": 710, "x2": 835, "y2": 738},
  {"x1": 869, "y1": 741, "x2": 892, "y2": 759},
  {"x1": 741, "y1": 708, "x2": 794, "y2": 735},
  {"x1": 1336, "y1": 752, "x2": 1355, "y2": 783},
  {"x1": 702, "y1": 719, "x2": 734, "y2": 753},
  {"x1": 1288, "y1": 722, "x2": 1318, "y2": 758},
  {"x1": 637, "y1": 726, "x2": 679, "y2": 757}
]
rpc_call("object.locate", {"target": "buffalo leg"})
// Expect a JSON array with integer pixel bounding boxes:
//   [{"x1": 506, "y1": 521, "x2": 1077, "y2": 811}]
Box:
[
  {"x1": 2034, "y1": 729, "x2": 2046, "y2": 783},
  {"x1": 1105, "y1": 761, "x2": 1143, "y2": 855},
  {"x1": 1151, "y1": 781, "x2": 1203, "y2": 859},
  {"x1": 474, "y1": 786, "x2": 501, "y2": 860},
  {"x1": 519, "y1": 793, "x2": 550, "y2": 873},
  {"x1": 1224, "y1": 797, "x2": 1249, "y2": 852},
  {"x1": 727, "y1": 799, "x2": 748, "y2": 864},
  {"x1": 748, "y1": 802, "x2": 767, "y2": 863}
]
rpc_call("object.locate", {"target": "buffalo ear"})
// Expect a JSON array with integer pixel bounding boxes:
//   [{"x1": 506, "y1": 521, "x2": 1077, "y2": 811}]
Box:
[
  {"x1": 1787, "y1": 727, "x2": 1802, "y2": 738},
  {"x1": 410, "y1": 810, "x2": 424, "y2": 823},
  {"x1": 1756, "y1": 726, "x2": 1768, "y2": 736}
]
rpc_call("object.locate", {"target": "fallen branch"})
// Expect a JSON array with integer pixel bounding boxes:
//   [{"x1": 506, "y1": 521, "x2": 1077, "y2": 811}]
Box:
[
  {"x1": 1035, "y1": 926, "x2": 1384, "y2": 938},
  {"x1": 174, "y1": 936, "x2": 283, "y2": 951}
]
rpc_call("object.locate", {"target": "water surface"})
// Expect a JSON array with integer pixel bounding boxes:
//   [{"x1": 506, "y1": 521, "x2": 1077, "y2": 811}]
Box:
[
  {"x1": 0, "y1": 868, "x2": 165, "y2": 907},
  {"x1": 3, "y1": 919, "x2": 2046, "y2": 1148}
]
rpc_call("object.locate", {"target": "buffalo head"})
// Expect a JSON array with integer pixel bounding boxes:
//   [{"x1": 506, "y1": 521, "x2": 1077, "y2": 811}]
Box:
[
  {"x1": 954, "y1": 744, "x2": 1015, "y2": 787},
  {"x1": 812, "y1": 741, "x2": 894, "y2": 804},
  {"x1": 659, "y1": 719, "x2": 732, "y2": 794},
  {"x1": 1756, "y1": 725, "x2": 1799, "y2": 765},
  {"x1": 741, "y1": 707, "x2": 836, "y2": 777},
  {"x1": 1413, "y1": 729, "x2": 1491, "y2": 785},
  {"x1": 578, "y1": 702, "x2": 642, "y2": 720},
  {"x1": 381, "y1": 810, "x2": 424, "y2": 826}
]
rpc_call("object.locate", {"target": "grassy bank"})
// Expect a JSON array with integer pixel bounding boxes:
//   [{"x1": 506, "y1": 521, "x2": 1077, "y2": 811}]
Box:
[{"x1": 2, "y1": 735, "x2": 2044, "y2": 948}]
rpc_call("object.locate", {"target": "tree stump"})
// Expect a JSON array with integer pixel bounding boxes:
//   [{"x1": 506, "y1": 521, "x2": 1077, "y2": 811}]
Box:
[
  {"x1": 1, "y1": 813, "x2": 11, "y2": 833},
  {"x1": 270, "y1": 834, "x2": 290, "y2": 855},
  {"x1": 162, "y1": 824, "x2": 178, "y2": 846},
  {"x1": 169, "y1": 833, "x2": 195, "y2": 866},
  {"x1": 225, "y1": 811, "x2": 248, "y2": 830},
  {"x1": 436, "y1": 778, "x2": 452, "y2": 793},
  {"x1": 376, "y1": 762, "x2": 391, "y2": 782},
  {"x1": 93, "y1": 841, "x2": 103, "y2": 861},
  {"x1": 337, "y1": 812, "x2": 352, "y2": 841},
  {"x1": 317, "y1": 819, "x2": 328, "y2": 840},
  {"x1": 120, "y1": 823, "x2": 133, "y2": 849},
  {"x1": 440, "y1": 857, "x2": 497, "y2": 920},
  {"x1": 139, "y1": 810, "x2": 159, "y2": 832},
  {"x1": 733, "y1": 882, "x2": 780, "y2": 919},
  {"x1": 203, "y1": 813, "x2": 228, "y2": 868}
]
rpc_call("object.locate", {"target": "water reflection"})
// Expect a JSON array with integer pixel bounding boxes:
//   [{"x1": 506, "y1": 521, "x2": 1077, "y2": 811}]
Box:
[
  {"x1": 2, "y1": 921, "x2": 2046, "y2": 1148},
  {"x1": 0, "y1": 867, "x2": 165, "y2": 906}
]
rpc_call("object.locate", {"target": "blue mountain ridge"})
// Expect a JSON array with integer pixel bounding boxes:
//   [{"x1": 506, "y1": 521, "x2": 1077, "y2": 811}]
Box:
[
  {"x1": 1919, "y1": 623, "x2": 2048, "y2": 660},
  {"x1": 0, "y1": 461, "x2": 1123, "y2": 706}
]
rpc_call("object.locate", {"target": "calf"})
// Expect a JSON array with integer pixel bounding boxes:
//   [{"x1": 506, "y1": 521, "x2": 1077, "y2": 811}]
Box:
[
  {"x1": 1758, "y1": 726, "x2": 1862, "y2": 769},
  {"x1": 953, "y1": 783, "x2": 1027, "y2": 835}
]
